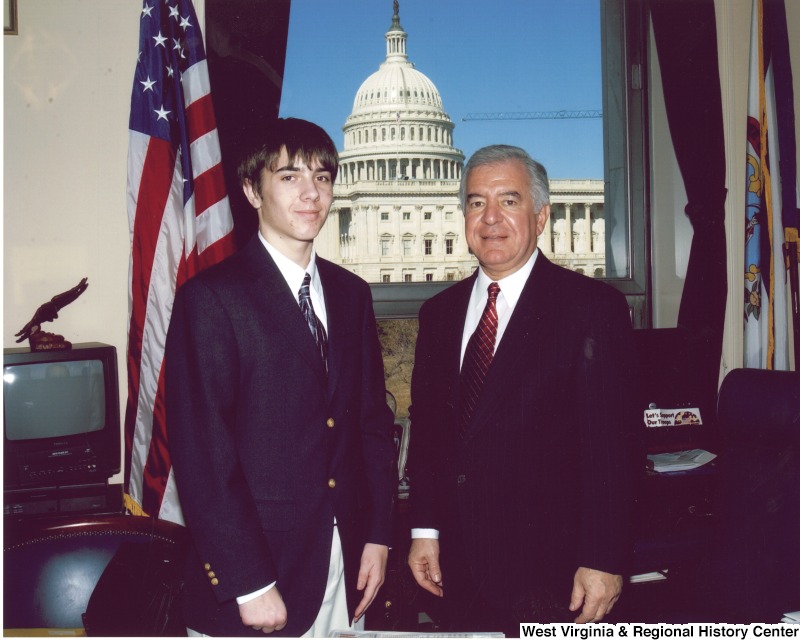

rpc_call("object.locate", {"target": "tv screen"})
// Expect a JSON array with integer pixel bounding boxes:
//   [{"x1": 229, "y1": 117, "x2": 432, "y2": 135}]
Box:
[
  {"x1": 3, "y1": 342, "x2": 120, "y2": 492},
  {"x1": 5, "y1": 359, "x2": 106, "y2": 441}
]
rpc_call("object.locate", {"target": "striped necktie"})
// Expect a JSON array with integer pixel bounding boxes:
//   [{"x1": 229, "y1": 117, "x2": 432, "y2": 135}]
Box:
[
  {"x1": 298, "y1": 272, "x2": 328, "y2": 369},
  {"x1": 460, "y1": 282, "x2": 500, "y2": 433}
]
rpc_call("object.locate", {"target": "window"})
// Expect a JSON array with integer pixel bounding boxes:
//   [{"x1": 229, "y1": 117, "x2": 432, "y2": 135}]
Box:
[
  {"x1": 425, "y1": 272, "x2": 434, "y2": 282},
  {"x1": 271, "y1": 0, "x2": 647, "y2": 322},
  {"x1": 424, "y1": 238, "x2": 433, "y2": 255},
  {"x1": 381, "y1": 236, "x2": 392, "y2": 256},
  {"x1": 382, "y1": 273, "x2": 391, "y2": 283},
  {"x1": 376, "y1": 318, "x2": 418, "y2": 419},
  {"x1": 404, "y1": 273, "x2": 413, "y2": 282},
  {"x1": 402, "y1": 236, "x2": 413, "y2": 256},
  {"x1": 381, "y1": 211, "x2": 389, "y2": 222}
]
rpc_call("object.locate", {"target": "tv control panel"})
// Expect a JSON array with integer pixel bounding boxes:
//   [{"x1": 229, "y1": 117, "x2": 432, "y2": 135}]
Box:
[{"x1": 17, "y1": 446, "x2": 101, "y2": 487}]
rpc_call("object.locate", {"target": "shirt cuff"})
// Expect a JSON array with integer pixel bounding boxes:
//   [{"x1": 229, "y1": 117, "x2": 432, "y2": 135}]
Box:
[
  {"x1": 236, "y1": 582, "x2": 276, "y2": 605},
  {"x1": 411, "y1": 528, "x2": 440, "y2": 539}
]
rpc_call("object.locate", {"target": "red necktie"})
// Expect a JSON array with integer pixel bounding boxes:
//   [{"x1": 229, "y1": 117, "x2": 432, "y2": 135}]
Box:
[{"x1": 460, "y1": 282, "x2": 500, "y2": 432}]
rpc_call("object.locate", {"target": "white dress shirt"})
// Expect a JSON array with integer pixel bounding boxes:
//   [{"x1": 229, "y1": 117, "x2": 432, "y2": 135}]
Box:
[
  {"x1": 459, "y1": 250, "x2": 537, "y2": 367},
  {"x1": 261, "y1": 233, "x2": 328, "y2": 332}
]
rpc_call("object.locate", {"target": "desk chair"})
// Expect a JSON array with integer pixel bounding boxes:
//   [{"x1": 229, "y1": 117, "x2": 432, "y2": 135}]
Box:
[
  {"x1": 4, "y1": 514, "x2": 188, "y2": 636},
  {"x1": 695, "y1": 367, "x2": 800, "y2": 622}
]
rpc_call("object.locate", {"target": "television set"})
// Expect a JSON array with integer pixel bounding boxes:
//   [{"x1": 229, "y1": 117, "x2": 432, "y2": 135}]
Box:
[{"x1": 3, "y1": 342, "x2": 121, "y2": 507}]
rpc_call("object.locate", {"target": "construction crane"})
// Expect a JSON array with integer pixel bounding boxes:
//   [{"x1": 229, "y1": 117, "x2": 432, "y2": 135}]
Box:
[{"x1": 461, "y1": 110, "x2": 602, "y2": 122}]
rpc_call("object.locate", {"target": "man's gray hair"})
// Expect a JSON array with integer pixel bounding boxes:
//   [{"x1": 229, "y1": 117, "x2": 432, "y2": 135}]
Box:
[{"x1": 459, "y1": 144, "x2": 550, "y2": 213}]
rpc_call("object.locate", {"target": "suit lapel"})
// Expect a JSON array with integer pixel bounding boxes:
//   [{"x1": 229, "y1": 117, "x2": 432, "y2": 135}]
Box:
[
  {"x1": 445, "y1": 275, "x2": 478, "y2": 415},
  {"x1": 240, "y1": 237, "x2": 328, "y2": 385},
  {"x1": 461, "y1": 255, "x2": 557, "y2": 442},
  {"x1": 317, "y1": 259, "x2": 345, "y2": 398}
]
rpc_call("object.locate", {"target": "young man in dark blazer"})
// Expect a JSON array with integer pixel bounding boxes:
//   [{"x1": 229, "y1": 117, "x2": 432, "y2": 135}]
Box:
[
  {"x1": 407, "y1": 145, "x2": 639, "y2": 635},
  {"x1": 166, "y1": 118, "x2": 396, "y2": 637}
]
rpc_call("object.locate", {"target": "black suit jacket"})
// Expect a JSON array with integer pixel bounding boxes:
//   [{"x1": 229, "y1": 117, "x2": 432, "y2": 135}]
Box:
[
  {"x1": 165, "y1": 235, "x2": 395, "y2": 636},
  {"x1": 408, "y1": 255, "x2": 639, "y2": 622}
]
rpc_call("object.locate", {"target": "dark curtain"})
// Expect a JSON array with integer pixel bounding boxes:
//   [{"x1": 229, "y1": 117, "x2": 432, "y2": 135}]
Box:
[
  {"x1": 765, "y1": 0, "x2": 800, "y2": 366},
  {"x1": 650, "y1": 0, "x2": 728, "y2": 409},
  {"x1": 765, "y1": 0, "x2": 797, "y2": 237},
  {"x1": 205, "y1": 0, "x2": 291, "y2": 249}
]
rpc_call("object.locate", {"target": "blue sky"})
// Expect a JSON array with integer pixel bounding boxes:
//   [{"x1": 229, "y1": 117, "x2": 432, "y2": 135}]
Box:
[{"x1": 279, "y1": 0, "x2": 604, "y2": 179}]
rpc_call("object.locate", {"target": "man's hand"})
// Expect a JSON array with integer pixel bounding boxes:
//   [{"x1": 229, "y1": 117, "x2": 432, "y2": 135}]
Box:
[
  {"x1": 407, "y1": 538, "x2": 443, "y2": 597},
  {"x1": 239, "y1": 588, "x2": 288, "y2": 634},
  {"x1": 569, "y1": 567, "x2": 622, "y2": 623},
  {"x1": 354, "y1": 543, "x2": 389, "y2": 622}
]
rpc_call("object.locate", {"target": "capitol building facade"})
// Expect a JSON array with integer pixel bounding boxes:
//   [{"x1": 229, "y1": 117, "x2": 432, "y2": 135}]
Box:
[{"x1": 315, "y1": 4, "x2": 606, "y2": 282}]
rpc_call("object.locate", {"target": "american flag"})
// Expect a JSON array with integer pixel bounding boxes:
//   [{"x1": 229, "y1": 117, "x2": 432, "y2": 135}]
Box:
[{"x1": 125, "y1": 0, "x2": 235, "y2": 523}]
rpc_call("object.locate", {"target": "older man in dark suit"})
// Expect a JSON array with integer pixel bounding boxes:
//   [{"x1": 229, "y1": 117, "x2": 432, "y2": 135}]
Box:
[
  {"x1": 166, "y1": 118, "x2": 395, "y2": 637},
  {"x1": 407, "y1": 145, "x2": 638, "y2": 635}
]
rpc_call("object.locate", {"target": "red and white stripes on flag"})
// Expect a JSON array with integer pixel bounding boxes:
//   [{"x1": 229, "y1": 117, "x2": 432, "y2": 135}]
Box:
[{"x1": 125, "y1": 0, "x2": 235, "y2": 523}]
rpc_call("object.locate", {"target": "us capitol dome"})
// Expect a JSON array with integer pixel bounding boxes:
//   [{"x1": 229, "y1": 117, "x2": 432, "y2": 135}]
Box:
[
  {"x1": 315, "y1": 1, "x2": 606, "y2": 283},
  {"x1": 339, "y1": 1, "x2": 464, "y2": 186},
  {"x1": 315, "y1": 1, "x2": 475, "y2": 283}
]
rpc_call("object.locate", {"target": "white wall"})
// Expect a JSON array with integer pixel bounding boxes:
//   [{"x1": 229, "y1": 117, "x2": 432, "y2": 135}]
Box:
[{"x1": 4, "y1": 0, "x2": 139, "y2": 346}]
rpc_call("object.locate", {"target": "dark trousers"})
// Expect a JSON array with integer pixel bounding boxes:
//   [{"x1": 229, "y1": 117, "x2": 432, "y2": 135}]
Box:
[{"x1": 439, "y1": 531, "x2": 573, "y2": 638}]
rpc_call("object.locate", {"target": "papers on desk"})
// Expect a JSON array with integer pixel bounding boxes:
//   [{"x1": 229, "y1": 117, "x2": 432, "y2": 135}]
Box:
[
  {"x1": 647, "y1": 449, "x2": 717, "y2": 473},
  {"x1": 783, "y1": 611, "x2": 800, "y2": 624},
  {"x1": 629, "y1": 569, "x2": 669, "y2": 583}
]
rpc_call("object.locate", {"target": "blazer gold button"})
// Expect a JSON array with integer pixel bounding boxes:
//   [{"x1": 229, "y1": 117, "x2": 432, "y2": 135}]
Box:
[
  {"x1": 210, "y1": 578, "x2": 219, "y2": 586},
  {"x1": 207, "y1": 571, "x2": 216, "y2": 579},
  {"x1": 328, "y1": 478, "x2": 336, "y2": 488},
  {"x1": 327, "y1": 418, "x2": 335, "y2": 428},
  {"x1": 204, "y1": 563, "x2": 211, "y2": 570}
]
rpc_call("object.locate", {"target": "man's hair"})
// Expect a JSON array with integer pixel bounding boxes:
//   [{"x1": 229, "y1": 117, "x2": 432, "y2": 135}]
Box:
[
  {"x1": 459, "y1": 144, "x2": 550, "y2": 212},
  {"x1": 237, "y1": 118, "x2": 339, "y2": 195}
]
